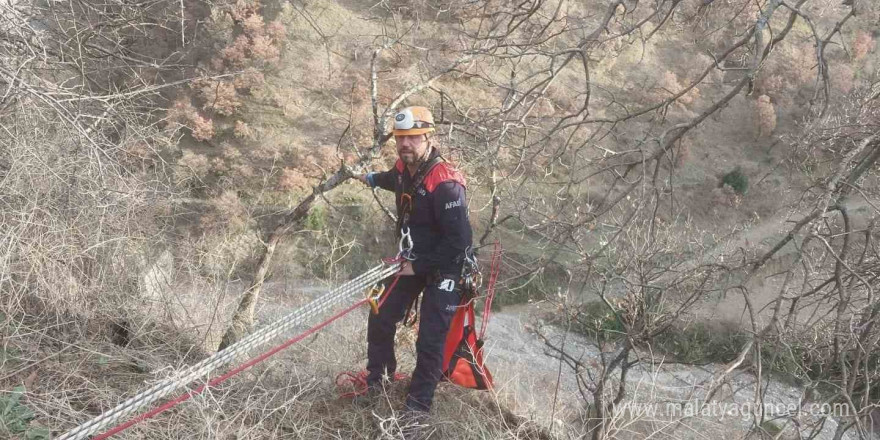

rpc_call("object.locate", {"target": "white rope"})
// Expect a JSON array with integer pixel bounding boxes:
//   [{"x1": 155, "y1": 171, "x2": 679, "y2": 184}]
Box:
[{"x1": 58, "y1": 262, "x2": 400, "y2": 440}]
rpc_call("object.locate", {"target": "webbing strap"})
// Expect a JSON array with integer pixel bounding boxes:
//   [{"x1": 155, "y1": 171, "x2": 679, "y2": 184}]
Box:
[
  {"x1": 395, "y1": 152, "x2": 445, "y2": 233},
  {"x1": 403, "y1": 295, "x2": 420, "y2": 327}
]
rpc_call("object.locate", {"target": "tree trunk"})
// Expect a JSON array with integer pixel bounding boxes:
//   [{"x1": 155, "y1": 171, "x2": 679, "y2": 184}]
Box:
[
  {"x1": 218, "y1": 169, "x2": 352, "y2": 350},
  {"x1": 219, "y1": 232, "x2": 281, "y2": 350}
]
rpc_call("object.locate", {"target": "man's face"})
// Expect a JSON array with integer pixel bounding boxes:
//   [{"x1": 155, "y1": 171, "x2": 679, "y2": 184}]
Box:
[{"x1": 395, "y1": 134, "x2": 428, "y2": 165}]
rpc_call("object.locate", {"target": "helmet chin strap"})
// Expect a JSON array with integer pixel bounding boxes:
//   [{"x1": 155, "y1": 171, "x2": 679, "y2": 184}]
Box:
[
  {"x1": 419, "y1": 145, "x2": 432, "y2": 164},
  {"x1": 404, "y1": 136, "x2": 432, "y2": 173},
  {"x1": 416, "y1": 136, "x2": 432, "y2": 165}
]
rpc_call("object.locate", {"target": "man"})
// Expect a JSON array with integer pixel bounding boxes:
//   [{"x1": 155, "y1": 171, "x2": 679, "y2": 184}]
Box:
[{"x1": 355, "y1": 106, "x2": 472, "y2": 414}]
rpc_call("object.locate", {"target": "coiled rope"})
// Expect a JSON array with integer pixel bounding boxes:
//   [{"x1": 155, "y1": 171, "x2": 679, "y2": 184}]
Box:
[{"x1": 58, "y1": 261, "x2": 400, "y2": 440}]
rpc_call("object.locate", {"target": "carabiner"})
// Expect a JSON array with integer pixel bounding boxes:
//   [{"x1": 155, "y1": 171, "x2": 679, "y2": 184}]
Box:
[
  {"x1": 365, "y1": 284, "x2": 385, "y2": 315},
  {"x1": 464, "y1": 246, "x2": 479, "y2": 272},
  {"x1": 398, "y1": 227, "x2": 414, "y2": 260}
]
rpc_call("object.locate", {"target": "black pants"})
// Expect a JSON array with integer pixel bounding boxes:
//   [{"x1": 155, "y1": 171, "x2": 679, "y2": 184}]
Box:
[{"x1": 366, "y1": 273, "x2": 461, "y2": 412}]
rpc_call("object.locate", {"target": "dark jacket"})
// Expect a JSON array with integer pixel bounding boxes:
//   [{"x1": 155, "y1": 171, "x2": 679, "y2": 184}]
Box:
[{"x1": 366, "y1": 152, "x2": 472, "y2": 276}]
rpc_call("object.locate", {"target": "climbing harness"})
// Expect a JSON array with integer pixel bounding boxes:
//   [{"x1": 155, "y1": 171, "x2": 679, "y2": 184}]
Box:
[
  {"x1": 58, "y1": 260, "x2": 402, "y2": 440},
  {"x1": 403, "y1": 296, "x2": 420, "y2": 327},
  {"x1": 393, "y1": 151, "x2": 445, "y2": 236}
]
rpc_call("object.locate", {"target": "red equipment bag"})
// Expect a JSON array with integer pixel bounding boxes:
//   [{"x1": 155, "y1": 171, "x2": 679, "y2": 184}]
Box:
[
  {"x1": 441, "y1": 242, "x2": 501, "y2": 390},
  {"x1": 442, "y1": 300, "x2": 493, "y2": 389}
]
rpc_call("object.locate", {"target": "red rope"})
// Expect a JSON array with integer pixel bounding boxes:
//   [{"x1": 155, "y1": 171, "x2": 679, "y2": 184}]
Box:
[
  {"x1": 330, "y1": 260, "x2": 407, "y2": 399},
  {"x1": 377, "y1": 257, "x2": 404, "y2": 309},
  {"x1": 479, "y1": 242, "x2": 502, "y2": 340},
  {"x1": 334, "y1": 370, "x2": 409, "y2": 398},
  {"x1": 92, "y1": 298, "x2": 371, "y2": 440}
]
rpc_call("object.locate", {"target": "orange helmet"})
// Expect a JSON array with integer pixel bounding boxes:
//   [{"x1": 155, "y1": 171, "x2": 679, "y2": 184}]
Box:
[{"x1": 392, "y1": 106, "x2": 435, "y2": 136}]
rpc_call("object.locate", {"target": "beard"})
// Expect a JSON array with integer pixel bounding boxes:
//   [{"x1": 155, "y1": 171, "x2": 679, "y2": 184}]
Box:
[
  {"x1": 399, "y1": 146, "x2": 429, "y2": 165},
  {"x1": 400, "y1": 152, "x2": 417, "y2": 165}
]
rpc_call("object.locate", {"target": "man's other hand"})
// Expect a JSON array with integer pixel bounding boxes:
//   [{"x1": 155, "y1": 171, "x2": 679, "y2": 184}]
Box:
[{"x1": 355, "y1": 174, "x2": 370, "y2": 185}]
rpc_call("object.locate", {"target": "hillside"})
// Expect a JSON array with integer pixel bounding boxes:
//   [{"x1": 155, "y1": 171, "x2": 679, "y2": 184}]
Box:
[{"x1": 1, "y1": 0, "x2": 879, "y2": 439}]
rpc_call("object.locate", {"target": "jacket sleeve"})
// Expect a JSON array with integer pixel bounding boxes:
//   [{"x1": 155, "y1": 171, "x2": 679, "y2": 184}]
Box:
[
  {"x1": 411, "y1": 181, "x2": 473, "y2": 276},
  {"x1": 367, "y1": 169, "x2": 397, "y2": 192}
]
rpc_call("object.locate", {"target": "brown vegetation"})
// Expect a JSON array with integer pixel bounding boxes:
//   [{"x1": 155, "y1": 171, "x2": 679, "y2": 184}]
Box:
[{"x1": 1, "y1": 0, "x2": 878, "y2": 438}]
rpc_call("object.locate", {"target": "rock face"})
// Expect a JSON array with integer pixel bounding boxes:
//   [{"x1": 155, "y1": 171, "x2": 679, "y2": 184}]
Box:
[
  {"x1": 139, "y1": 249, "x2": 174, "y2": 301},
  {"x1": 134, "y1": 248, "x2": 235, "y2": 351}
]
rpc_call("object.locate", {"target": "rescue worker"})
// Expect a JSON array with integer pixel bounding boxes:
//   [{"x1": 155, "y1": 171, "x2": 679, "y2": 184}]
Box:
[{"x1": 355, "y1": 106, "x2": 472, "y2": 415}]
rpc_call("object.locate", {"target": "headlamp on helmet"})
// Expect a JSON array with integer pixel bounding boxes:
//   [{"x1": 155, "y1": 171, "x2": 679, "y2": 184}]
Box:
[{"x1": 392, "y1": 106, "x2": 435, "y2": 136}]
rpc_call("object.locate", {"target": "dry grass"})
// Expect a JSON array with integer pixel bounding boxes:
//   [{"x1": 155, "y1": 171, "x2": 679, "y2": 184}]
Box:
[
  {"x1": 1, "y1": 294, "x2": 557, "y2": 439},
  {"x1": 2, "y1": 0, "x2": 878, "y2": 438}
]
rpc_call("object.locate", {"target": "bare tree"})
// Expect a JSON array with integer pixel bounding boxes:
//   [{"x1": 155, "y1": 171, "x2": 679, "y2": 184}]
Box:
[
  {"x1": 409, "y1": 0, "x2": 878, "y2": 437},
  {"x1": 0, "y1": 0, "x2": 202, "y2": 319},
  {"x1": 3, "y1": 0, "x2": 876, "y2": 437}
]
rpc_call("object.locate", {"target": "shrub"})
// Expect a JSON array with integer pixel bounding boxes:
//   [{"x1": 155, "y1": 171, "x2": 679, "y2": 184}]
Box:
[
  {"x1": 711, "y1": 184, "x2": 742, "y2": 207},
  {"x1": 756, "y1": 74, "x2": 785, "y2": 96},
  {"x1": 853, "y1": 31, "x2": 875, "y2": 61},
  {"x1": 194, "y1": 79, "x2": 241, "y2": 116},
  {"x1": 653, "y1": 323, "x2": 748, "y2": 364},
  {"x1": 167, "y1": 97, "x2": 215, "y2": 141},
  {"x1": 569, "y1": 300, "x2": 626, "y2": 341},
  {"x1": 0, "y1": 386, "x2": 50, "y2": 440},
  {"x1": 305, "y1": 205, "x2": 326, "y2": 230},
  {"x1": 661, "y1": 70, "x2": 701, "y2": 106},
  {"x1": 278, "y1": 167, "x2": 309, "y2": 191},
  {"x1": 233, "y1": 120, "x2": 252, "y2": 139},
  {"x1": 177, "y1": 150, "x2": 211, "y2": 179},
  {"x1": 830, "y1": 64, "x2": 855, "y2": 95},
  {"x1": 212, "y1": 190, "x2": 249, "y2": 230},
  {"x1": 566, "y1": 302, "x2": 746, "y2": 364},
  {"x1": 722, "y1": 167, "x2": 748, "y2": 195}
]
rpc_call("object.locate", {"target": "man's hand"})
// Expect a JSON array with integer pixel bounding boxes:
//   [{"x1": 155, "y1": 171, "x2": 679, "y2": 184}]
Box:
[
  {"x1": 355, "y1": 174, "x2": 370, "y2": 185},
  {"x1": 398, "y1": 260, "x2": 415, "y2": 276}
]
